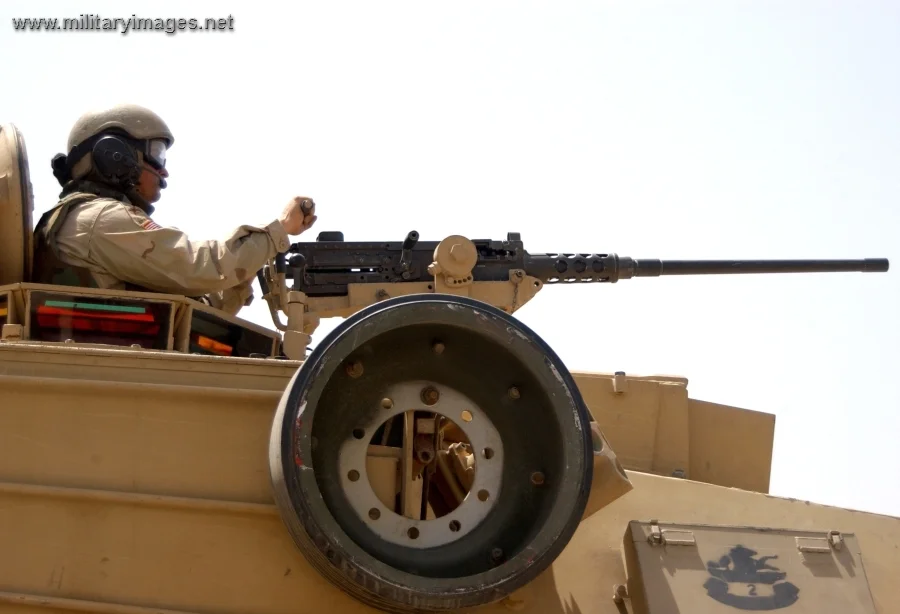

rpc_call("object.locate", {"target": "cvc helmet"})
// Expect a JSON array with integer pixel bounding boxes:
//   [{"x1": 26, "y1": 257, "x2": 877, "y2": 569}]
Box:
[{"x1": 66, "y1": 103, "x2": 174, "y2": 172}]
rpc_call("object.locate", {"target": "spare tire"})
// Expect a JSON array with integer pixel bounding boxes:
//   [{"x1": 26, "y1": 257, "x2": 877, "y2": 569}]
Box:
[
  {"x1": 269, "y1": 294, "x2": 593, "y2": 612},
  {"x1": 0, "y1": 123, "x2": 34, "y2": 286}
]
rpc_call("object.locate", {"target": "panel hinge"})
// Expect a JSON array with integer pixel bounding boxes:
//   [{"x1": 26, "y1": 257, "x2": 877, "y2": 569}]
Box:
[
  {"x1": 829, "y1": 530, "x2": 844, "y2": 551},
  {"x1": 613, "y1": 371, "x2": 628, "y2": 394},
  {"x1": 796, "y1": 530, "x2": 844, "y2": 553},
  {"x1": 647, "y1": 520, "x2": 696, "y2": 547},
  {"x1": 648, "y1": 520, "x2": 663, "y2": 545}
]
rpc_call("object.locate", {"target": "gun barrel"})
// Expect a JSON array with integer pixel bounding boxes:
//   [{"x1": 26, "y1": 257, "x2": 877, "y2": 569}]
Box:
[
  {"x1": 524, "y1": 254, "x2": 889, "y2": 283},
  {"x1": 632, "y1": 258, "x2": 890, "y2": 277}
]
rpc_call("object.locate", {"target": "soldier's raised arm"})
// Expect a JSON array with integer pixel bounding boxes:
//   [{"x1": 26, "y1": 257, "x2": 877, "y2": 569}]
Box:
[{"x1": 85, "y1": 196, "x2": 316, "y2": 297}]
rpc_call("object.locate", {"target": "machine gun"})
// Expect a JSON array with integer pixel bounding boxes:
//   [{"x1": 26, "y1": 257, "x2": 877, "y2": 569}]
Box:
[{"x1": 256, "y1": 230, "x2": 889, "y2": 360}]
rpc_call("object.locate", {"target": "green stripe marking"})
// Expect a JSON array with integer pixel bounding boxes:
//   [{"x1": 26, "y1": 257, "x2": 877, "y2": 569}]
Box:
[{"x1": 45, "y1": 300, "x2": 147, "y2": 314}]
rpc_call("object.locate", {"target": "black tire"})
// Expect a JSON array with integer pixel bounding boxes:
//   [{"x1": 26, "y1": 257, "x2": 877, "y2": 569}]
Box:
[{"x1": 269, "y1": 294, "x2": 593, "y2": 613}]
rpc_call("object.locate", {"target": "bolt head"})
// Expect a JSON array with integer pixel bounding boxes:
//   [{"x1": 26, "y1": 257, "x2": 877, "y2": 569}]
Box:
[
  {"x1": 421, "y1": 386, "x2": 440, "y2": 406},
  {"x1": 345, "y1": 361, "x2": 364, "y2": 378},
  {"x1": 508, "y1": 386, "x2": 521, "y2": 400},
  {"x1": 449, "y1": 243, "x2": 466, "y2": 262}
]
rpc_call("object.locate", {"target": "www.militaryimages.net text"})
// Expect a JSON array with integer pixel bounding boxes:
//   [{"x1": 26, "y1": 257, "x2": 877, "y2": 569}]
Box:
[{"x1": 11, "y1": 14, "x2": 235, "y2": 34}]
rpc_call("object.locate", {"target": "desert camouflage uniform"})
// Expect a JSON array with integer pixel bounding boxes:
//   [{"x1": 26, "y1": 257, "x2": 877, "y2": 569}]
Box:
[{"x1": 32, "y1": 180, "x2": 290, "y2": 316}]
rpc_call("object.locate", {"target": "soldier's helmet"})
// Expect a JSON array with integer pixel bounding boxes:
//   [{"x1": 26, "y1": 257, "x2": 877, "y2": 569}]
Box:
[{"x1": 66, "y1": 103, "x2": 174, "y2": 172}]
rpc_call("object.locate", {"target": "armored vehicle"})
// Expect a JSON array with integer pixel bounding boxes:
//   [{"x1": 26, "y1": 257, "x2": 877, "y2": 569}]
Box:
[{"x1": 1, "y1": 122, "x2": 896, "y2": 614}]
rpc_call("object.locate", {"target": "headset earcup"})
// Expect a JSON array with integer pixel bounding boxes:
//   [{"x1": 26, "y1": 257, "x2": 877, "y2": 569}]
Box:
[{"x1": 91, "y1": 136, "x2": 141, "y2": 189}]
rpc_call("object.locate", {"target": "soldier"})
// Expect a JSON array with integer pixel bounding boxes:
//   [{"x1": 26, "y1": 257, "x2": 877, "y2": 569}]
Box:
[{"x1": 32, "y1": 103, "x2": 317, "y2": 315}]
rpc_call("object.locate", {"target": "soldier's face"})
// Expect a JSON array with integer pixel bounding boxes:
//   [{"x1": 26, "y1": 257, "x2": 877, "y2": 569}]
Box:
[{"x1": 136, "y1": 163, "x2": 168, "y2": 203}]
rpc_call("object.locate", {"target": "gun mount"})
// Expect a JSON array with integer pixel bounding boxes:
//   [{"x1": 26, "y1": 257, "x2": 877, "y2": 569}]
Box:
[{"x1": 256, "y1": 230, "x2": 889, "y2": 360}]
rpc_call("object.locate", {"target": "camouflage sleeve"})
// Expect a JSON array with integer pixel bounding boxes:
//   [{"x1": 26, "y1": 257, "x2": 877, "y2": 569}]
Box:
[
  {"x1": 85, "y1": 201, "x2": 290, "y2": 296},
  {"x1": 206, "y1": 279, "x2": 255, "y2": 316}
]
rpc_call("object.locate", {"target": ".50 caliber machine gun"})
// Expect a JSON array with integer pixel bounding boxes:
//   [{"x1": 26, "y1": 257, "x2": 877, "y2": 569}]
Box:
[{"x1": 256, "y1": 230, "x2": 889, "y2": 360}]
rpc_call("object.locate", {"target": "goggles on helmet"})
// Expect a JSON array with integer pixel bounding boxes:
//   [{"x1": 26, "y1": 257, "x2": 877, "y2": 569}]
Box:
[{"x1": 143, "y1": 138, "x2": 168, "y2": 170}]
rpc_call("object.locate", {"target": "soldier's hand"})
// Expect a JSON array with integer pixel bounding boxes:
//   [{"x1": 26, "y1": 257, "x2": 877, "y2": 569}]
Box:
[{"x1": 279, "y1": 196, "x2": 317, "y2": 236}]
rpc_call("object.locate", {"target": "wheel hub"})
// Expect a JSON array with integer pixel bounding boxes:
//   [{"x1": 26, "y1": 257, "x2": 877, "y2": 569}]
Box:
[{"x1": 338, "y1": 380, "x2": 505, "y2": 549}]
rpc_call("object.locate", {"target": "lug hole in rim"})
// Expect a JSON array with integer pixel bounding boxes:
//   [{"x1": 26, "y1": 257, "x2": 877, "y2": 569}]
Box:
[
  {"x1": 408, "y1": 527, "x2": 419, "y2": 539},
  {"x1": 477, "y1": 489, "x2": 490, "y2": 502}
]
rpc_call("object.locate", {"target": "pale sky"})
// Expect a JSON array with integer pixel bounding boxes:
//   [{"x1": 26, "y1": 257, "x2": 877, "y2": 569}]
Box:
[{"x1": 3, "y1": 1, "x2": 898, "y2": 517}]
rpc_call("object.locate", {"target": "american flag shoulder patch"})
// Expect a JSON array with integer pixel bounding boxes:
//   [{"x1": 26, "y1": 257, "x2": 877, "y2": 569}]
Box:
[{"x1": 140, "y1": 219, "x2": 162, "y2": 231}]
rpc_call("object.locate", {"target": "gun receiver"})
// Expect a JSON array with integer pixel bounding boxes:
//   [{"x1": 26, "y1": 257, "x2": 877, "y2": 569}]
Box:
[{"x1": 256, "y1": 231, "x2": 889, "y2": 359}]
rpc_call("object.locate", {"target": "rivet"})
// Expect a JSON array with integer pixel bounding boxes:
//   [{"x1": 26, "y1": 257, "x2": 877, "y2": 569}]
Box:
[
  {"x1": 508, "y1": 386, "x2": 520, "y2": 400},
  {"x1": 531, "y1": 471, "x2": 545, "y2": 486}
]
